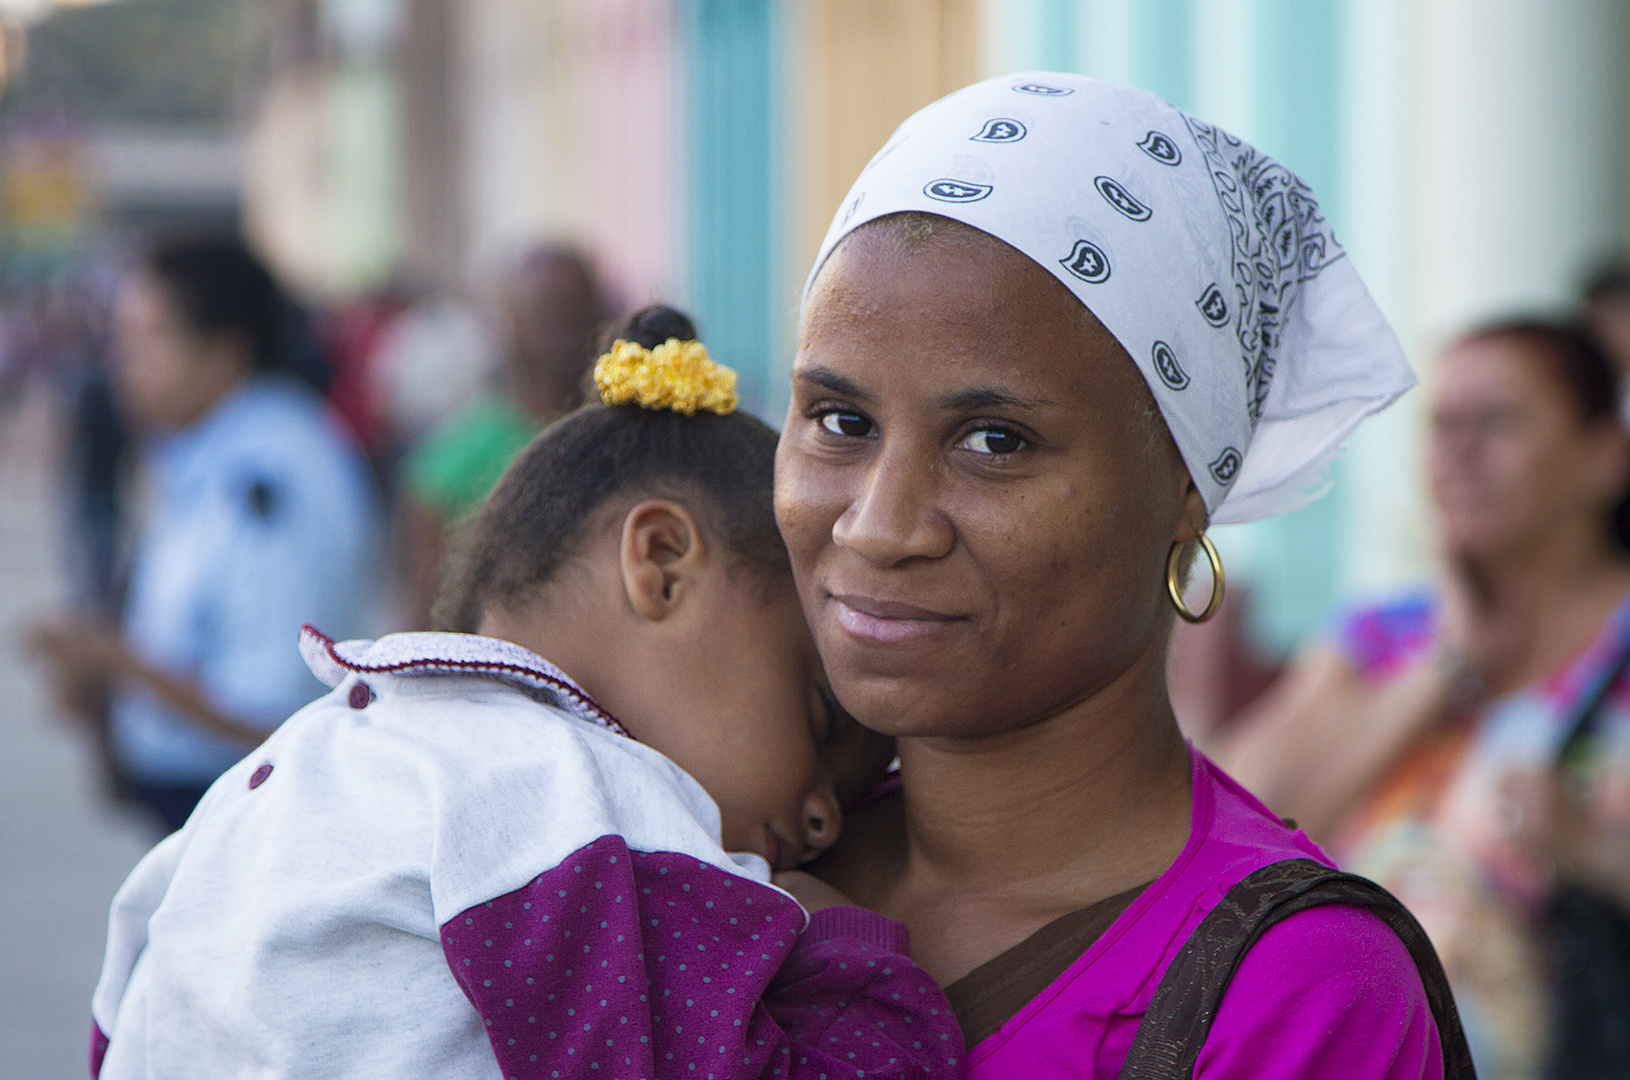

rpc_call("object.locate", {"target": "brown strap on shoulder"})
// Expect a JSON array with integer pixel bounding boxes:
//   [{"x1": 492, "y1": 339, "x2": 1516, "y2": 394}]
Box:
[{"x1": 1118, "y1": 858, "x2": 1476, "y2": 1080}]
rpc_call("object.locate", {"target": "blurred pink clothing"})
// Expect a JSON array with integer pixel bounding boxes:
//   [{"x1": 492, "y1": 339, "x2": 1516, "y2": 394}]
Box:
[{"x1": 968, "y1": 750, "x2": 1442, "y2": 1080}]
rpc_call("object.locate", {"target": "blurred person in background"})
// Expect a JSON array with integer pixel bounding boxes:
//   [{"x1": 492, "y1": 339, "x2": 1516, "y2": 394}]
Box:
[
  {"x1": 315, "y1": 280, "x2": 413, "y2": 486},
  {"x1": 29, "y1": 236, "x2": 379, "y2": 836},
  {"x1": 1214, "y1": 321, "x2": 1630, "y2": 1080},
  {"x1": 1584, "y1": 260, "x2": 1630, "y2": 424},
  {"x1": 63, "y1": 318, "x2": 127, "y2": 619},
  {"x1": 395, "y1": 244, "x2": 609, "y2": 628},
  {"x1": 8, "y1": 268, "x2": 130, "y2": 618},
  {"x1": 366, "y1": 286, "x2": 494, "y2": 465}
]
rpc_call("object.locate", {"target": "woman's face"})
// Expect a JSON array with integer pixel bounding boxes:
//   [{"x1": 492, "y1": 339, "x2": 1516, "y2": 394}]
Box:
[
  {"x1": 776, "y1": 223, "x2": 1200, "y2": 740},
  {"x1": 112, "y1": 274, "x2": 246, "y2": 432},
  {"x1": 1430, "y1": 335, "x2": 1629, "y2": 559}
]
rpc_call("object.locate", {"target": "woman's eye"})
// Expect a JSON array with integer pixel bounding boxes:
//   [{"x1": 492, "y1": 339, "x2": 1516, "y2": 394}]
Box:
[
  {"x1": 958, "y1": 427, "x2": 1025, "y2": 455},
  {"x1": 818, "y1": 410, "x2": 874, "y2": 439}
]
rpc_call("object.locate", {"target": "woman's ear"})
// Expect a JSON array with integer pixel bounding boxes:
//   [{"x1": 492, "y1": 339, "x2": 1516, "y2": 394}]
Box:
[
  {"x1": 1173, "y1": 477, "x2": 1209, "y2": 545},
  {"x1": 619, "y1": 499, "x2": 708, "y2": 621}
]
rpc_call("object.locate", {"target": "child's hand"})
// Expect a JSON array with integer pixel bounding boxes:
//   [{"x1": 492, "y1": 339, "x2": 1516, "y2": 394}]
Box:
[{"x1": 772, "y1": 870, "x2": 855, "y2": 913}]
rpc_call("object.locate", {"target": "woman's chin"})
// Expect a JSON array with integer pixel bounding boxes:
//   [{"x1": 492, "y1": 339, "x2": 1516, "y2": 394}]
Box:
[
  {"x1": 1440, "y1": 521, "x2": 1523, "y2": 561},
  {"x1": 823, "y1": 672, "x2": 995, "y2": 740},
  {"x1": 820, "y1": 631, "x2": 947, "y2": 686}
]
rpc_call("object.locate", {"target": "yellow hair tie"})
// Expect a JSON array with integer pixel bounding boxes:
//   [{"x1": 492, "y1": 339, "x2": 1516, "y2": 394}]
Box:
[{"x1": 593, "y1": 337, "x2": 738, "y2": 416}]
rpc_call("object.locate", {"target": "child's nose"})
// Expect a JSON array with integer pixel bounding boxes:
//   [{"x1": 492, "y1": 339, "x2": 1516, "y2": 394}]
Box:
[{"x1": 801, "y1": 787, "x2": 843, "y2": 857}]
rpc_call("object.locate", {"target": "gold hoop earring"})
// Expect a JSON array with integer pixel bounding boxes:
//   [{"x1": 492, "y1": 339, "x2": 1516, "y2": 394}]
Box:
[{"x1": 1167, "y1": 532, "x2": 1224, "y2": 624}]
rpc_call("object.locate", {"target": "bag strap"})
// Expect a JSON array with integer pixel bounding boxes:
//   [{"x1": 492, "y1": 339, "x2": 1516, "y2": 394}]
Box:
[{"x1": 1118, "y1": 858, "x2": 1476, "y2": 1080}]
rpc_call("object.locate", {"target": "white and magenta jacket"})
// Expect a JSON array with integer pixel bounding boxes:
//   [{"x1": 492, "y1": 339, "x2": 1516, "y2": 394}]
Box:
[{"x1": 91, "y1": 630, "x2": 963, "y2": 1080}]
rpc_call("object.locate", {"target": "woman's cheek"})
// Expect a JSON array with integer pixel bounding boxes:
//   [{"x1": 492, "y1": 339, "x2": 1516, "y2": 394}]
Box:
[{"x1": 776, "y1": 464, "x2": 844, "y2": 566}]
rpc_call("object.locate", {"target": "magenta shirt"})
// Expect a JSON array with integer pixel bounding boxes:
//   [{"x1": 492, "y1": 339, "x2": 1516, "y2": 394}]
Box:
[{"x1": 968, "y1": 749, "x2": 1443, "y2": 1080}]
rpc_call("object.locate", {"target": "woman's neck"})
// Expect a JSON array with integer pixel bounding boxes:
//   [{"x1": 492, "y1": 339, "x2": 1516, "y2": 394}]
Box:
[
  {"x1": 891, "y1": 640, "x2": 1192, "y2": 925},
  {"x1": 1463, "y1": 520, "x2": 1630, "y2": 691},
  {"x1": 1479, "y1": 518, "x2": 1629, "y2": 599}
]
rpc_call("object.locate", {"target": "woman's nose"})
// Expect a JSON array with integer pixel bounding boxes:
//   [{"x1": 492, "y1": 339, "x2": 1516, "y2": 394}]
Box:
[
  {"x1": 831, "y1": 451, "x2": 955, "y2": 566},
  {"x1": 800, "y1": 786, "x2": 844, "y2": 858}
]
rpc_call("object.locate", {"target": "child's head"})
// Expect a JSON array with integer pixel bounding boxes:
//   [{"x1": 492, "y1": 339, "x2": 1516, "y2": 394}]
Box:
[{"x1": 438, "y1": 305, "x2": 892, "y2": 870}]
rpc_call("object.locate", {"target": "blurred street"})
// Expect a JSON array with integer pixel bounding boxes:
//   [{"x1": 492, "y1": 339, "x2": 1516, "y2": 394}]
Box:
[{"x1": 0, "y1": 390, "x2": 150, "y2": 1080}]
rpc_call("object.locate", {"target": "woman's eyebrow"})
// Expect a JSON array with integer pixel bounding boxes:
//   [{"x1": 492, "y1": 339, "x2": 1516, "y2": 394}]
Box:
[
  {"x1": 938, "y1": 386, "x2": 1054, "y2": 411},
  {"x1": 795, "y1": 366, "x2": 872, "y2": 402}
]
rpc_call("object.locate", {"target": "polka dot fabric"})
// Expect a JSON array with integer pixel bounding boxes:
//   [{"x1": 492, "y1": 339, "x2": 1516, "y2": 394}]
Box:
[{"x1": 440, "y1": 835, "x2": 963, "y2": 1080}]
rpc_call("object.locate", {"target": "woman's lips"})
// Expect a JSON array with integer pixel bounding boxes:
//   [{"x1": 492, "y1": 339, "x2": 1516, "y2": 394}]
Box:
[{"x1": 828, "y1": 592, "x2": 962, "y2": 645}]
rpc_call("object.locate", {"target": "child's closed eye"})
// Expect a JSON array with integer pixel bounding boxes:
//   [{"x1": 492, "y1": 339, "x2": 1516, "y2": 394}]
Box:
[
  {"x1": 816, "y1": 684, "x2": 850, "y2": 746},
  {"x1": 815, "y1": 683, "x2": 898, "y2": 808}
]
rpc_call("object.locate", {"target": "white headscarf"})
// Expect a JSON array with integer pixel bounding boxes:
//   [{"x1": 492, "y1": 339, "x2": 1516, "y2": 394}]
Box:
[{"x1": 805, "y1": 73, "x2": 1414, "y2": 524}]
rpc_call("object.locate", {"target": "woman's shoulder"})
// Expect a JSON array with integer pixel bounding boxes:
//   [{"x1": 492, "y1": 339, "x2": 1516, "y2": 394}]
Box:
[
  {"x1": 1194, "y1": 901, "x2": 1441, "y2": 1079},
  {"x1": 1194, "y1": 751, "x2": 1331, "y2": 870},
  {"x1": 203, "y1": 378, "x2": 373, "y2": 503},
  {"x1": 1174, "y1": 758, "x2": 1445, "y2": 1077},
  {"x1": 226, "y1": 374, "x2": 358, "y2": 448},
  {"x1": 964, "y1": 760, "x2": 1444, "y2": 1077},
  {"x1": 1537, "y1": 583, "x2": 1630, "y2": 708}
]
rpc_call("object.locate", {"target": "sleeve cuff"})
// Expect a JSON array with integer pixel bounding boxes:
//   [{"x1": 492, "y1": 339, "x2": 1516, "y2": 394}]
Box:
[{"x1": 803, "y1": 905, "x2": 910, "y2": 954}]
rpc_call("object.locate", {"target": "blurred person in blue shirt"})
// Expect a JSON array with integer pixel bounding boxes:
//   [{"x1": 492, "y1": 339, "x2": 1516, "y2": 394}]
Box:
[{"x1": 31, "y1": 237, "x2": 379, "y2": 834}]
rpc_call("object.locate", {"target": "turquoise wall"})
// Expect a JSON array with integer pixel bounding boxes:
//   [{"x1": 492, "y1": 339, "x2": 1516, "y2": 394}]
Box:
[
  {"x1": 1226, "y1": 0, "x2": 1343, "y2": 655},
  {"x1": 1252, "y1": 0, "x2": 1340, "y2": 216},
  {"x1": 683, "y1": 0, "x2": 780, "y2": 419},
  {"x1": 1033, "y1": 0, "x2": 1078, "y2": 72},
  {"x1": 1132, "y1": 0, "x2": 1192, "y2": 108}
]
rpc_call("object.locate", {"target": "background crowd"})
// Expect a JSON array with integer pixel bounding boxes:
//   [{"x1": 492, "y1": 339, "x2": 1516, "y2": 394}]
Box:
[{"x1": 3, "y1": 1, "x2": 1630, "y2": 1079}]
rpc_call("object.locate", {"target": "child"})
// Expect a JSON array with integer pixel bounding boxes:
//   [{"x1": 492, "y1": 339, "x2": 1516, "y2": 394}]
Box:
[{"x1": 90, "y1": 306, "x2": 960, "y2": 1080}]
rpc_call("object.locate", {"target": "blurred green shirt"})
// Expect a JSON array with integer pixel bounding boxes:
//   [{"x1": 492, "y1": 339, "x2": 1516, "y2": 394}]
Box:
[{"x1": 403, "y1": 395, "x2": 541, "y2": 522}]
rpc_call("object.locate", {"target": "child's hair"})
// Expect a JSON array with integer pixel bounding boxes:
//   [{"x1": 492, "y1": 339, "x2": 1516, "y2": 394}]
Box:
[{"x1": 433, "y1": 305, "x2": 789, "y2": 633}]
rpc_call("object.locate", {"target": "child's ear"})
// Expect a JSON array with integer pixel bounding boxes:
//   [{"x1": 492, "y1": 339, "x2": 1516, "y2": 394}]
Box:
[{"x1": 619, "y1": 499, "x2": 708, "y2": 621}]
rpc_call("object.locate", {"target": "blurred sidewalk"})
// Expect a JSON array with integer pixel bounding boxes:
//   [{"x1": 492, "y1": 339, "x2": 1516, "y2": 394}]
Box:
[{"x1": 1, "y1": 390, "x2": 151, "y2": 1080}]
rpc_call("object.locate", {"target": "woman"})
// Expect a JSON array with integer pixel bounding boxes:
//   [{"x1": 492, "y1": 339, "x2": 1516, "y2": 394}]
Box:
[
  {"x1": 31, "y1": 237, "x2": 378, "y2": 834},
  {"x1": 777, "y1": 73, "x2": 1464, "y2": 1078},
  {"x1": 1216, "y1": 321, "x2": 1630, "y2": 1080}
]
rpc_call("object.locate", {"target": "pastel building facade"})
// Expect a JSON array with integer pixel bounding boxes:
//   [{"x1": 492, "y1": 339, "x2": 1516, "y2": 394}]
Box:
[{"x1": 246, "y1": 0, "x2": 1630, "y2": 662}]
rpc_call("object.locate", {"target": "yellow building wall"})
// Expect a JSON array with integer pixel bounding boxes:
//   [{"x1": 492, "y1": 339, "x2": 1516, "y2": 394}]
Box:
[{"x1": 785, "y1": 0, "x2": 981, "y2": 299}]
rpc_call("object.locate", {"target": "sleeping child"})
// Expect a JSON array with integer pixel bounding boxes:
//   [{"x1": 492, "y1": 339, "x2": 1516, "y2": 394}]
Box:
[{"x1": 89, "y1": 305, "x2": 962, "y2": 1080}]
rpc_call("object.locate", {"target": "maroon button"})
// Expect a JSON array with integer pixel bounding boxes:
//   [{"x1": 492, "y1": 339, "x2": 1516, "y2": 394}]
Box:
[
  {"x1": 348, "y1": 682, "x2": 373, "y2": 709},
  {"x1": 249, "y1": 762, "x2": 273, "y2": 789}
]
